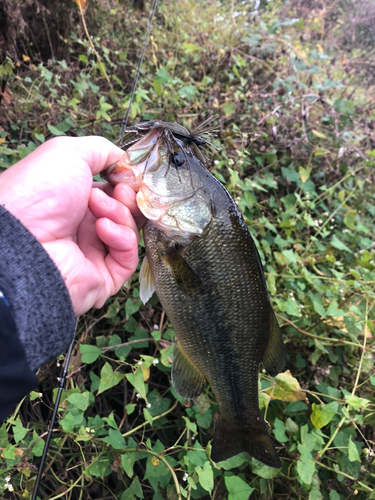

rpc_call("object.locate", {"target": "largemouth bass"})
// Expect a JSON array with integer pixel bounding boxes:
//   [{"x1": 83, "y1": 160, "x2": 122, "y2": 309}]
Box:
[{"x1": 103, "y1": 119, "x2": 286, "y2": 468}]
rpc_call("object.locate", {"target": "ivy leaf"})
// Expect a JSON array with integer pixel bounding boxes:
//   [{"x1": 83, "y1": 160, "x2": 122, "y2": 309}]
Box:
[
  {"x1": 310, "y1": 402, "x2": 338, "y2": 429},
  {"x1": 330, "y1": 235, "x2": 352, "y2": 253},
  {"x1": 273, "y1": 417, "x2": 288, "y2": 443},
  {"x1": 126, "y1": 368, "x2": 147, "y2": 400},
  {"x1": 80, "y1": 344, "x2": 101, "y2": 364},
  {"x1": 348, "y1": 437, "x2": 361, "y2": 462},
  {"x1": 195, "y1": 461, "x2": 213, "y2": 493},
  {"x1": 102, "y1": 429, "x2": 125, "y2": 450},
  {"x1": 13, "y1": 419, "x2": 28, "y2": 443},
  {"x1": 297, "y1": 448, "x2": 316, "y2": 485},
  {"x1": 47, "y1": 123, "x2": 66, "y2": 136},
  {"x1": 67, "y1": 392, "x2": 92, "y2": 412},
  {"x1": 224, "y1": 475, "x2": 255, "y2": 500},
  {"x1": 266, "y1": 370, "x2": 306, "y2": 402},
  {"x1": 345, "y1": 394, "x2": 370, "y2": 411},
  {"x1": 98, "y1": 363, "x2": 124, "y2": 394}
]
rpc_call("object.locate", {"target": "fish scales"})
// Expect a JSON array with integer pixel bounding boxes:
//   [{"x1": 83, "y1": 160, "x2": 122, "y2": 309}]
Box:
[{"x1": 103, "y1": 120, "x2": 286, "y2": 467}]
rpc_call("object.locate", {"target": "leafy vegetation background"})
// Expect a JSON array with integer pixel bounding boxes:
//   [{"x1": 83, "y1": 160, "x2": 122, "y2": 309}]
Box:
[{"x1": 0, "y1": 0, "x2": 375, "y2": 499}]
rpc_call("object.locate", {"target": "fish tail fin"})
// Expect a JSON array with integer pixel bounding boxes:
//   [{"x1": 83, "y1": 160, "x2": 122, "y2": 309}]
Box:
[{"x1": 211, "y1": 416, "x2": 281, "y2": 468}]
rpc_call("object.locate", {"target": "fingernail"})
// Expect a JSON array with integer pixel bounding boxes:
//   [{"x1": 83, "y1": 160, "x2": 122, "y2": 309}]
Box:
[{"x1": 105, "y1": 218, "x2": 118, "y2": 230}]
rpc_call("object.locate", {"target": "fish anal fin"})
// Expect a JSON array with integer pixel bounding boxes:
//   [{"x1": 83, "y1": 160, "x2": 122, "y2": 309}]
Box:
[
  {"x1": 139, "y1": 256, "x2": 156, "y2": 304},
  {"x1": 211, "y1": 416, "x2": 281, "y2": 468},
  {"x1": 171, "y1": 345, "x2": 206, "y2": 400},
  {"x1": 163, "y1": 246, "x2": 203, "y2": 295},
  {"x1": 262, "y1": 309, "x2": 286, "y2": 377}
]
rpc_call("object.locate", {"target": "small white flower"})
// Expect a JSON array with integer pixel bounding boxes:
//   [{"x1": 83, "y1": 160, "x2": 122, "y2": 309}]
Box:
[
  {"x1": 137, "y1": 361, "x2": 143, "y2": 366},
  {"x1": 339, "y1": 289, "x2": 343, "y2": 293},
  {"x1": 5, "y1": 477, "x2": 10, "y2": 483},
  {"x1": 136, "y1": 393, "x2": 141, "y2": 399},
  {"x1": 289, "y1": 292, "x2": 294, "y2": 296},
  {"x1": 146, "y1": 403, "x2": 151, "y2": 408},
  {"x1": 56, "y1": 362, "x2": 60, "y2": 367},
  {"x1": 8, "y1": 485, "x2": 14, "y2": 492},
  {"x1": 330, "y1": 226, "x2": 334, "y2": 229},
  {"x1": 38, "y1": 392, "x2": 43, "y2": 397},
  {"x1": 291, "y1": 297, "x2": 295, "y2": 302},
  {"x1": 152, "y1": 359, "x2": 159, "y2": 365},
  {"x1": 153, "y1": 324, "x2": 159, "y2": 330}
]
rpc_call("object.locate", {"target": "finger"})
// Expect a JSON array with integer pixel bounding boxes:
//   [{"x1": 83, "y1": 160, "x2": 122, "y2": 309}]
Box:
[
  {"x1": 113, "y1": 183, "x2": 146, "y2": 230},
  {"x1": 95, "y1": 218, "x2": 139, "y2": 294},
  {"x1": 89, "y1": 188, "x2": 141, "y2": 243}
]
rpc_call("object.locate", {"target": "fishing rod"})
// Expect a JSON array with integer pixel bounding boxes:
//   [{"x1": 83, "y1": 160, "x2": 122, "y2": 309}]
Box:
[{"x1": 31, "y1": 2, "x2": 158, "y2": 498}]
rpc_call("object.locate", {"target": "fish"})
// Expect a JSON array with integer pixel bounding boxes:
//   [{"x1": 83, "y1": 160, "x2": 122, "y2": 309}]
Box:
[{"x1": 102, "y1": 118, "x2": 286, "y2": 468}]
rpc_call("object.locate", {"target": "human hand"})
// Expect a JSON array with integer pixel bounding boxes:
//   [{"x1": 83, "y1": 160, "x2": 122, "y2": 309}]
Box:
[{"x1": 0, "y1": 136, "x2": 145, "y2": 316}]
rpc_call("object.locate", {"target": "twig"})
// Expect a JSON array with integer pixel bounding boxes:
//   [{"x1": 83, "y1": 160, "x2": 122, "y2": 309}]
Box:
[{"x1": 276, "y1": 314, "x2": 362, "y2": 348}]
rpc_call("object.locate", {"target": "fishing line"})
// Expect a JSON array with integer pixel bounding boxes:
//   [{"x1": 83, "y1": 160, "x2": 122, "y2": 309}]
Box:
[
  {"x1": 120, "y1": 0, "x2": 159, "y2": 145},
  {"x1": 32, "y1": 2, "x2": 158, "y2": 497}
]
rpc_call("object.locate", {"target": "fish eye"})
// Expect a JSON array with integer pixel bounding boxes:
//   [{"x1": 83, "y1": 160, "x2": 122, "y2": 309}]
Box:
[
  {"x1": 171, "y1": 152, "x2": 185, "y2": 167},
  {"x1": 193, "y1": 136, "x2": 204, "y2": 146}
]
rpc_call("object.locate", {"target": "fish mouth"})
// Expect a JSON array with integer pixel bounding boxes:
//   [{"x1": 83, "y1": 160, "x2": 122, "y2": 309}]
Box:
[{"x1": 101, "y1": 160, "x2": 120, "y2": 181}]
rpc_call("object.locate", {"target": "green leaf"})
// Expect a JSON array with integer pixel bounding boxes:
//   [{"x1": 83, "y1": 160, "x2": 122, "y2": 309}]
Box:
[
  {"x1": 126, "y1": 403, "x2": 136, "y2": 416},
  {"x1": 80, "y1": 344, "x2": 101, "y2": 364},
  {"x1": 67, "y1": 392, "x2": 91, "y2": 412},
  {"x1": 32, "y1": 431, "x2": 45, "y2": 457},
  {"x1": 153, "y1": 79, "x2": 163, "y2": 96},
  {"x1": 345, "y1": 394, "x2": 370, "y2": 411},
  {"x1": 310, "y1": 402, "x2": 338, "y2": 429},
  {"x1": 344, "y1": 210, "x2": 356, "y2": 230},
  {"x1": 47, "y1": 123, "x2": 66, "y2": 136},
  {"x1": 309, "y1": 486, "x2": 323, "y2": 500},
  {"x1": 329, "y1": 491, "x2": 341, "y2": 500},
  {"x1": 273, "y1": 417, "x2": 288, "y2": 443},
  {"x1": 299, "y1": 166, "x2": 312, "y2": 183},
  {"x1": 125, "y1": 298, "x2": 142, "y2": 319},
  {"x1": 120, "y1": 477, "x2": 144, "y2": 499},
  {"x1": 155, "y1": 66, "x2": 171, "y2": 83},
  {"x1": 330, "y1": 235, "x2": 352, "y2": 253},
  {"x1": 223, "y1": 101, "x2": 236, "y2": 117},
  {"x1": 297, "y1": 450, "x2": 316, "y2": 484},
  {"x1": 183, "y1": 417, "x2": 197, "y2": 434},
  {"x1": 98, "y1": 362, "x2": 125, "y2": 394},
  {"x1": 195, "y1": 461, "x2": 213, "y2": 493},
  {"x1": 183, "y1": 43, "x2": 201, "y2": 53},
  {"x1": 224, "y1": 475, "x2": 255, "y2": 500},
  {"x1": 13, "y1": 423, "x2": 28, "y2": 443},
  {"x1": 103, "y1": 428, "x2": 126, "y2": 449},
  {"x1": 348, "y1": 437, "x2": 361, "y2": 462},
  {"x1": 143, "y1": 408, "x2": 153, "y2": 426},
  {"x1": 126, "y1": 368, "x2": 147, "y2": 400},
  {"x1": 85, "y1": 456, "x2": 111, "y2": 478},
  {"x1": 266, "y1": 370, "x2": 306, "y2": 401}
]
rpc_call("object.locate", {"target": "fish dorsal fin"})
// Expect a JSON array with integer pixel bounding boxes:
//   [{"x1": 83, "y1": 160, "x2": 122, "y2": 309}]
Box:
[
  {"x1": 171, "y1": 345, "x2": 206, "y2": 400},
  {"x1": 163, "y1": 246, "x2": 204, "y2": 295},
  {"x1": 139, "y1": 256, "x2": 156, "y2": 304},
  {"x1": 262, "y1": 309, "x2": 286, "y2": 377}
]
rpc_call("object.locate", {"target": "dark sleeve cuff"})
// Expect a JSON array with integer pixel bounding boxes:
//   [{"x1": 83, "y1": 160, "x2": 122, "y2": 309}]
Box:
[
  {"x1": 0, "y1": 295, "x2": 38, "y2": 422},
  {"x1": 0, "y1": 205, "x2": 76, "y2": 372}
]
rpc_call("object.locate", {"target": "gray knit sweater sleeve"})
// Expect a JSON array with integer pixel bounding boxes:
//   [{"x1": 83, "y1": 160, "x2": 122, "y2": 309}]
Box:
[{"x1": 0, "y1": 205, "x2": 76, "y2": 372}]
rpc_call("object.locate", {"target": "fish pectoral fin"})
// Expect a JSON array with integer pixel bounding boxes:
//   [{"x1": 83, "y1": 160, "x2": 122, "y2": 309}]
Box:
[
  {"x1": 139, "y1": 256, "x2": 156, "y2": 304},
  {"x1": 211, "y1": 416, "x2": 281, "y2": 468},
  {"x1": 163, "y1": 246, "x2": 203, "y2": 295},
  {"x1": 262, "y1": 309, "x2": 286, "y2": 377},
  {"x1": 171, "y1": 345, "x2": 206, "y2": 400}
]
